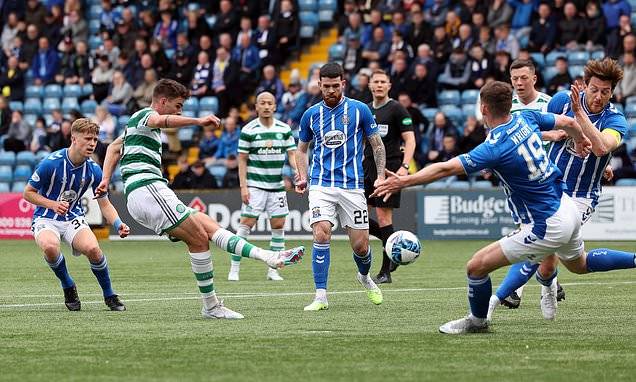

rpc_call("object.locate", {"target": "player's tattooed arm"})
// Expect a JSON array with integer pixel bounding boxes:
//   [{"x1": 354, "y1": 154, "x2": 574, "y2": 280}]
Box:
[{"x1": 368, "y1": 134, "x2": 386, "y2": 181}]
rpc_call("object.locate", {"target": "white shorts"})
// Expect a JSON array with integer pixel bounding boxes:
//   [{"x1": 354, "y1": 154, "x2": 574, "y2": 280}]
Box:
[
  {"x1": 308, "y1": 186, "x2": 368, "y2": 230},
  {"x1": 127, "y1": 182, "x2": 193, "y2": 235},
  {"x1": 241, "y1": 187, "x2": 289, "y2": 219},
  {"x1": 499, "y1": 194, "x2": 584, "y2": 264},
  {"x1": 32, "y1": 216, "x2": 91, "y2": 256},
  {"x1": 572, "y1": 196, "x2": 594, "y2": 225}
]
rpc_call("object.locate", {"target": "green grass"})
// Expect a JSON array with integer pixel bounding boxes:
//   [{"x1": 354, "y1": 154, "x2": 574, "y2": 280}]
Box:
[{"x1": 1, "y1": 239, "x2": 635, "y2": 382}]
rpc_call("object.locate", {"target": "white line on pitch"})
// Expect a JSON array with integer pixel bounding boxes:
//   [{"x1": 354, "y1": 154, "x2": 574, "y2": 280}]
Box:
[{"x1": 0, "y1": 280, "x2": 634, "y2": 309}]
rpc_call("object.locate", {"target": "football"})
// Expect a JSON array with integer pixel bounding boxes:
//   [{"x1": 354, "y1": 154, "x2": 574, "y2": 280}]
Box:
[{"x1": 385, "y1": 230, "x2": 422, "y2": 265}]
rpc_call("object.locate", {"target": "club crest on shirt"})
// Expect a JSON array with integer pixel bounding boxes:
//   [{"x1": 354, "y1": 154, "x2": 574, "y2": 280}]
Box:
[
  {"x1": 323, "y1": 130, "x2": 346, "y2": 148},
  {"x1": 312, "y1": 207, "x2": 321, "y2": 219},
  {"x1": 31, "y1": 171, "x2": 40, "y2": 182},
  {"x1": 342, "y1": 115, "x2": 349, "y2": 125}
]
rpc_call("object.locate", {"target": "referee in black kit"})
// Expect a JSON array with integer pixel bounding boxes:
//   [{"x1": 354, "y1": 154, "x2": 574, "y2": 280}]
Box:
[{"x1": 364, "y1": 69, "x2": 416, "y2": 284}]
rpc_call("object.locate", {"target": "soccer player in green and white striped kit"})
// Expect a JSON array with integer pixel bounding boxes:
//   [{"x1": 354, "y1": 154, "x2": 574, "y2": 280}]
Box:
[
  {"x1": 95, "y1": 80, "x2": 304, "y2": 319},
  {"x1": 228, "y1": 92, "x2": 299, "y2": 281}
]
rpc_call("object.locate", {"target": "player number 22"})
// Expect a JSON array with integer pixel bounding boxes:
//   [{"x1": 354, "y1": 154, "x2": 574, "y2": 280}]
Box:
[
  {"x1": 517, "y1": 134, "x2": 549, "y2": 181},
  {"x1": 354, "y1": 210, "x2": 368, "y2": 225}
]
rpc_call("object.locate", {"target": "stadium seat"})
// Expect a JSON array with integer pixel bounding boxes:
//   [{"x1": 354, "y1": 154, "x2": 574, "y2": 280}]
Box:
[
  {"x1": 438, "y1": 90, "x2": 460, "y2": 106},
  {"x1": 24, "y1": 98, "x2": 42, "y2": 115},
  {"x1": 420, "y1": 107, "x2": 438, "y2": 121},
  {"x1": 448, "y1": 181, "x2": 470, "y2": 190},
  {"x1": 328, "y1": 44, "x2": 345, "y2": 61},
  {"x1": 0, "y1": 182, "x2": 9, "y2": 192},
  {"x1": 530, "y1": 52, "x2": 545, "y2": 69},
  {"x1": 62, "y1": 97, "x2": 80, "y2": 114},
  {"x1": 44, "y1": 84, "x2": 63, "y2": 99},
  {"x1": 615, "y1": 178, "x2": 636, "y2": 186},
  {"x1": 13, "y1": 166, "x2": 32, "y2": 181},
  {"x1": 543, "y1": 67, "x2": 559, "y2": 83},
  {"x1": 63, "y1": 84, "x2": 82, "y2": 98},
  {"x1": 568, "y1": 65, "x2": 585, "y2": 79},
  {"x1": 471, "y1": 180, "x2": 493, "y2": 189},
  {"x1": 26, "y1": 85, "x2": 43, "y2": 99},
  {"x1": 626, "y1": 96, "x2": 636, "y2": 106},
  {"x1": 16, "y1": 151, "x2": 36, "y2": 167},
  {"x1": 440, "y1": 105, "x2": 463, "y2": 126},
  {"x1": 567, "y1": 51, "x2": 589, "y2": 66},
  {"x1": 461, "y1": 89, "x2": 479, "y2": 105},
  {"x1": 36, "y1": 151, "x2": 49, "y2": 163},
  {"x1": 11, "y1": 181, "x2": 26, "y2": 192},
  {"x1": 545, "y1": 51, "x2": 567, "y2": 66},
  {"x1": 89, "y1": 19, "x2": 101, "y2": 34},
  {"x1": 81, "y1": 99, "x2": 98, "y2": 114},
  {"x1": 208, "y1": 165, "x2": 227, "y2": 187},
  {"x1": 183, "y1": 97, "x2": 199, "y2": 112},
  {"x1": 89, "y1": 35, "x2": 103, "y2": 51},
  {"x1": 43, "y1": 98, "x2": 61, "y2": 113},
  {"x1": 0, "y1": 165, "x2": 13, "y2": 182},
  {"x1": 319, "y1": 0, "x2": 338, "y2": 10},
  {"x1": 177, "y1": 127, "x2": 195, "y2": 145},
  {"x1": 298, "y1": 0, "x2": 318, "y2": 12},
  {"x1": 299, "y1": 12, "x2": 319, "y2": 40},
  {"x1": 82, "y1": 84, "x2": 94, "y2": 96},
  {"x1": 624, "y1": 103, "x2": 636, "y2": 118},
  {"x1": 319, "y1": 10, "x2": 335, "y2": 23},
  {"x1": 199, "y1": 97, "x2": 218, "y2": 114},
  {"x1": 24, "y1": 114, "x2": 37, "y2": 127},
  {"x1": 9, "y1": 101, "x2": 23, "y2": 112},
  {"x1": 112, "y1": 166, "x2": 122, "y2": 182},
  {"x1": 164, "y1": 49, "x2": 175, "y2": 60},
  {"x1": 462, "y1": 104, "x2": 476, "y2": 119},
  {"x1": 591, "y1": 50, "x2": 605, "y2": 61},
  {"x1": 89, "y1": 4, "x2": 101, "y2": 19}
]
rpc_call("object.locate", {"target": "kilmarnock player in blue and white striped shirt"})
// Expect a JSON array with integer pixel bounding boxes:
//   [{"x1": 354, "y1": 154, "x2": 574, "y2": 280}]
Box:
[
  {"x1": 23, "y1": 118, "x2": 130, "y2": 311},
  {"x1": 295, "y1": 63, "x2": 387, "y2": 311},
  {"x1": 491, "y1": 59, "x2": 635, "y2": 322},
  {"x1": 373, "y1": 81, "x2": 636, "y2": 334}
]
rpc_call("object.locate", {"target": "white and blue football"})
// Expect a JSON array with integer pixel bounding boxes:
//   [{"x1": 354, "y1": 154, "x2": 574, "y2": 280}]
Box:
[{"x1": 385, "y1": 230, "x2": 422, "y2": 265}]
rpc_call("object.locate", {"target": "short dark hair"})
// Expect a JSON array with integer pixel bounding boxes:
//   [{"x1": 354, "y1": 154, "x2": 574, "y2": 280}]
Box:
[
  {"x1": 480, "y1": 81, "x2": 513, "y2": 118},
  {"x1": 319, "y1": 62, "x2": 344, "y2": 80},
  {"x1": 584, "y1": 58, "x2": 624, "y2": 90},
  {"x1": 152, "y1": 78, "x2": 189, "y2": 100},
  {"x1": 509, "y1": 58, "x2": 535, "y2": 74}
]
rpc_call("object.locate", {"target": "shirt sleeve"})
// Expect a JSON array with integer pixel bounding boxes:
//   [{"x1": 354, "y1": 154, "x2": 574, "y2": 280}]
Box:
[
  {"x1": 237, "y1": 131, "x2": 251, "y2": 154},
  {"x1": 520, "y1": 110, "x2": 556, "y2": 131},
  {"x1": 601, "y1": 109, "x2": 629, "y2": 139},
  {"x1": 298, "y1": 109, "x2": 314, "y2": 143},
  {"x1": 360, "y1": 103, "x2": 379, "y2": 137},
  {"x1": 396, "y1": 104, "x2": 415, "y2": 134},
  {"x1": 28, "y1": 158, "x2": 53, "y2": 191},
  {"x1": 285, "y1": 128, "x2": 297, "y2": 150},
  {"x1": 458, "y1": 141, "x2": 498, "y2": 174},
  {"x1": 546, "y1": 91, "x2": 570, "y2": 114}
]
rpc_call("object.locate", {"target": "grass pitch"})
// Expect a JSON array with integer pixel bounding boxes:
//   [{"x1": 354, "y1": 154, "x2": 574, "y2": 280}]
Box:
[{"x1": 0, "y1": 239, "x2": 634, "y2": 382}]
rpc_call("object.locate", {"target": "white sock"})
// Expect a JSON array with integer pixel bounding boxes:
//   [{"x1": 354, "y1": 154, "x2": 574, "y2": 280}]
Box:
[
  {"x1": 212, "y1": 228, "x2": 262, "y2": 259},
  {"x1": 515, "y1": 285, "x2": 525, "y2": 298},
  {"x1": 189, "y1": 250, "x2": 218, "y2": 310},
  {"x1": 316, "y1": 288, "x2": 327, "y2": 300}
]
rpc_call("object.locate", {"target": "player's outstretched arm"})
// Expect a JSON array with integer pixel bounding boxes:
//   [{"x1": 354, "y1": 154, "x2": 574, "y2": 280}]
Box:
[
  {"x1": 553, "y1": 114, "x2": 592, "y2": 157},
  {"x1": 23, "y1": 184, "x2": 69, "y2": 215},
  {"x1": 570, "y1": 81, "x2": 620, "y2": 156},
  {"x1": 95, "y1": 136, "x2": 123, "y2": 198},
  {"x1": 146, "y1": 113, "x2": 220, "y2": 130},
  {"x1": 540, "y1": 130, "x2": 568, "y2": 142},
  {"x1": 294, "y1": 141, "x2": 309, "y2": 194},
  {"x1": 371, "y1": 158, "x2": 465, "y2": 200},
  {"x1": 96, "y1": 197, "x2": 130, "y2": 238},
  {"x1": 368, "y1": 134, "x2": 386, "y2": 183}
]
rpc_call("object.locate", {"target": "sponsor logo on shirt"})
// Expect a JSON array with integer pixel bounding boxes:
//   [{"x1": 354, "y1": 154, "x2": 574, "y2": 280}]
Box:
[{"x1": 323, "y1": 130, "x2": 346, "y2": 148}]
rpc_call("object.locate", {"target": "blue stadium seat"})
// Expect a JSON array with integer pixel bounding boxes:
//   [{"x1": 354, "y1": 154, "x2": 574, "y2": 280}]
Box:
[
  {"x1": 0, "y1": 165, "x2": 13, "y2": 182},
  {"x1": 9, "y1": 101, "x2": 23, "y2": 112},
  {"x1": 208, "y1": 165, "x2": 227, "y2": 187},
  {"x1": 199, "y1": 97, "x2": 218, "y2": 114},
  {"x1": 89, "y1": 5, "x2": 101, "y2": 19},
  {"x1": 11, "y1": 181, "x2": 26, "y2": 192},
  {"x1": 543, "y1": 67, "x2": 559, "y2": 83},
  {"x1": 328, "y1": 44, "x2": 345, "y2": 61},
  {"x1": 568, "y1": 65, "x2": 585, "y2": 79},
  {"x1": 298, "y1": 0, "x2": 318, "y2": 12},
  {"x1": 63, "y1": 84, "x2": 82, "y2": 98},
  {"x1": 16, "y1": 151, "x2": 36, "y2": 167},
  {"x1": 626, "y1": 96, "x2": 636, "y2": 105},
  {"x1": 24, "y1": 98, "x2": 43, "y2": 115},
  {"x1": 164, "y1": 49, "x2": 175, "y2": 59},
  {"x1": 615, "y1": 178, "x2": 636, "y2": 186},
  {"x1": 24, "y1": 114, "x2": 37, "y2": 127},
  {"x1": 13, "y1": 165, "x2": 32, "y2": 181},
  {"x1": 182, "y1": 111, "x2": 196, "y2": 118},
  {"x1": 81, "y1": 99, "x2": 98, "y2": 114},
  {"x1": 461, "y1": 89, "x2": 479, "y2": 105},
  {"x1": 462, "y1": 104, "x2": 476, "y2": 119},
  {"x1": 36, "y1": 151, "x2": 49, "y2": 164},
  {"x1": 299, "y1": 12, "x2": 319, "y2": 39},
  {"x1": 440, "y1": 105, "x2": 463, "y2": 126},
  {"x1": 420, "y1": 107, "x2": 438, "y2": 121},
  {"x1": 177, "y1": 127, "x2": 195, "y2": 144},
  {"x1": 438, "y1": 90, "x2": 461, "y2": 106},
  {"x1": 567, "y1": 51, "x2": 589, "y2": 66},
  {"x1": 448, "y1": 181, "x2": 470, "y2": 190},
  {"x1": 183, "y1": 97, "x2": 199, "y2": 112},
  {"x1": 530, "y1": 52, "x2": 545, "y2": 69},
  {"x1": 43, "y1": 98, "x2": 61, "y2": 113},
  {"x1": 591, "y1": 50, "x2": 605, "y2": 61},
  {"x1": 0, "y1": 182, "x2": 9, "y2": 192},
  {"x1": 26, "y1": 85, "x2": 43, "y2": 99},
  {"x1": 44, "y1": 84, "x2": 63, "y2": 99},
  {"x1": 82, "y1": 84, "x2": 94, "y2": 96},
  {"x1": 471, "y1": 180, "x2": 493, "y2": 189},
  {"x1": 319, "y1": 0, "x2": 338, "y2": 10},
  {"x1": 118, "y1": 115, "x2": 130, "y2": 133},
  {"x1": 319, "y1": 10, "x2": 335, "y2": 23},
  {"x1": 89, "y1": 19, "x2": 101, "y2": 34},
  {"x1": 545, "y1": 51, "x2": 567, "y2": 66},
  {"x1": 62, "y1": 97, "x2": 80, "y2": 114},
  {"x1": 89, "y1": 36, "x2": 103, "y2": 51},
  {"x1": 624, "y1": 103, "x2": 636, "y2": 118}
]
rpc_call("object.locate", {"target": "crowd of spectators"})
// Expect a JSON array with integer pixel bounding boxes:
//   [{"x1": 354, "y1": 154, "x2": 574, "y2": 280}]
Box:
[{"x1": 1, "y1": 0, "x2": 636, "y2": 190}]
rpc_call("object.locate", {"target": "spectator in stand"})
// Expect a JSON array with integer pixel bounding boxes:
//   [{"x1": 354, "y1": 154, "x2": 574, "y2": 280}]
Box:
[
  {"x1": 348, "y1": 71, "x2": 373, "y2": 104},
  {"x1": 43, "y1": 5, "x2": 64, "y2": 46},
  {"x1": 397, "y1": 91, "x2": 428, "y2": 168},
  {"x1": 0, "y1": 97, "x2": 11, "y2": 136},
  {"x1": 154, "y1": 9, "x2": 178, "y2": 51},
  {"x1": 99, "y1": 0, "x2": 121, "y2": 33},
  {"x1": 406, "y1": 63, "x2": 437, "y2": 107},
  {"x1": 425, "y1": 0, "x2": 450, "y2": 28},
  {"x1": 584, "y1": 1, "x2": 606, "y2": 52},
  {"x1": 132, "y1": 37, "x2": 148, "y2": 66},
  {"x1": 428, "y1": 133, "x2": 460, "y2": 163},
  {"x1": 603, "y1": 0, "x2": 632, "y2": 37},
  {"x1": 1, "y1": 12, "x2": 21, "y2": 56},
  {"x1": 558, "y1": 2, "x2": 585, "y2": 50},
  {"x1": 338, "y1": 0, "x2": 359, "y2": 36},
  {"x1": 93, "y1": 106, "x2": 116, "y2": 144},
  {"x1": 391, "y1": 10, "x2": 411, "y2": 37},
  {"x1": 113, "y1": 17, "x2": 137, "y2": 55},
  {"x1": 213, "y1": 0, "x2": 240, "y2": 38},
  {"x1": 459, "y1": 115, "x2": 486, "y2": 153},
  {"x1": 508, "y1": 0, "x2": 536, "y2": 42},
  {"x1": 610, "y1": 144, "x2": 636, "y2": 181},
  {"x1": 615, "y1": 52, "x2": 636, "y2": 104},
  {"x1": 222, "y1": 154, "x2": 240, "y2": 188},
  {"x1": 236, "y1": 16, "x2": 254, "y2": 45},
  {"x1": 211, "y1": 46, "x2": 238, "y2": 118},
  {"x1": 191, "y1": 51, "x2": 212, "y2": 98},
  {"x1": 60, "y1": 9, "x2": 87, "y2": 45},
  {"x1": 31, "y1": 36, "x2": 59, "y2": 85},
  {"x1": 445, "y1": 10, "x2": 461, "y2": 40},
  {"x1": 55, "y1": 35, "x2": 76, "y2": 85},
  {"x1": 362, "y1": 26, "x2": 391, "y2": 68},
  {"x1": 412, "y1": 43, "x2": 439, "y2": 78},
  {"x1": 471, "y1": 11, "x2": 487, "y2": 36},
  {"x1": 0, "y1": 56, "x2": 25, "y2": 101},
  {"x1": 20, "y1": 24, "x2": 40, "y2": 70},
  {"x1": 547, "y1": 57, "x2": 572, "y2": 95},
  {"x1": 199, "y1": 126, "x2": 220, "y2": 164},
  {"x1": 190, "y1": 161, "x2": 218, "y2": 189},
  {"x1": 171, "y1": 155, "x2": 195, "y2": 190},
  {"x1": 256, "y1": 65, "x2": 285, "y2": 104},
  {"x1": 25, "y1": 0, "x2": 47, "y2": 31},
  {"x1": 47, "y1": 118, "x2": 71, "y2": 152},
  {"x1": 438, "y1": 47, "x2": 471, "y2": 90},
  {"x1": 30, "y1": 116, "x2": 47, "y2": 153},
  {"x1": 48, "y1": 109, "x2": 63, "y2": 134},
  {"x1": 494, "y1": 24, "x2": 519, "y2": 59},
  {"x1": 101, "y1": 34, "x2": 120, "y2": 66},
  {"x1": 274, "y1": 0, "x2": 299, "y2": 61},
  {"x1": 212, "y1": 117, "x2": 240, "y2": 166},
  {"x1": 478, "y1": 25, "x2": 496, "y2": 56},
  {"x1": 389, "y1": 56, "x2": 410, "y2": 98},
  {"x1": 2, "y1": 110, "x2": 31, "y2": 153},
  {"x1": 197, "y1": 35, "x2": 216, "y2": 63},
  {"x1": 487, "y1": 0, "x2": 513, "y2": 28},
  {"x1": 103, "y1": 70, "x2": 133, "y2": 116},
  {"x1": 458, "y1": 0, "x2": 487, "y2": 23},
  {"x1": 608, "y1": 14, "x2": 633, "y2": 58},
  {"x1": 453, "y1": 23, "x2": 474, "y2": 52},
  {"x1": 186, "y1": 4, "x2": 211, "y2": 47},
  {"x1": 168, "y1": 49, "x2": 194, "y2": 87},
  {"x1": 492, "y1": 50, "x2": 512, "y2": 83},
  {"x1": 528, "y1": 3, "x2": 557, "y2": 54},
  {"x1": 468, "y1": 44, "x2": 492, "y2": 89},
  {"x1": 388, "y1": 30, "x2": 414, "y2": 64},
  {"x1": 72, "y1": 41, "x2": 91, "y2": 86},
  {"x1": 255, "y1": 15, "x2": 277, "y2": 67},
  {"x1": 233, "y1": 33, "x2": 261, "y2": 88},
  {"x1": 281, "y1": 80, "x2": 305, "y2": 128},
  {"x1": 342, "y1": 32, "x2": 364, "y2": 77},
  {"x1": 407, "y1": 9, "x2": 432, "y2": 53},
  {"x1": 428, "y1": 111, "x2": 457, "y2": 161},
  {"x1": 432, "y1": 25, "x2": 453, "y2": 63},
  {"x1": 362, "y1": 9, "x2": 390, "y2": 47},
  {"x1": 175, "y1": 33, "x2": 195, "y2": 59},
  {"x1": 116, "y1": 52, "x2": 135, "y2": 87},
  {"x1": 137, "y1": 9, "x2": 155, "y2": 41},
  {"x1": 148, "y1": 38, "x2": 171, "y2": 78},
  {"x1": 132, "y1": 69, "x2": 157, "y2": 109},
  {"x1": 342, "y1": 12, "x2": 363, "y2": 44}
]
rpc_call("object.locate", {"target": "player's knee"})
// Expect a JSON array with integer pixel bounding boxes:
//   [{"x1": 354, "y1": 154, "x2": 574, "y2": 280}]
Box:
[
  {"x1": 41, "y1": 242, "x2": 60, "y2": 257},
  {"x1": 352, "y1": 241, "x2": 369, "y2": 256},
  {"x1": 312, "y1": 224, "x2": 331, "y2": 243},
  {"x1": 84, "y1": 245, "x2": 102, "y2": 260},
  {"x1": 466, "y1": 257, "x2": 488, "y2": 277}
]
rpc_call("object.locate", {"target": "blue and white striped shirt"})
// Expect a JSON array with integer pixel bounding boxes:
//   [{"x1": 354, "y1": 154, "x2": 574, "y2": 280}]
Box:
[
  {"x1": 459, "y1": 111, "x2": 564, "y2": 239},
  {"x1": 547, "y1": 91, "x2": 629, "y2": 207},
  {"x1": 28, "y1": 149, "x2": 105, "y2": 221},
  {"x1": 299, "y1": 97, "x2": 378, "y2": 189}
]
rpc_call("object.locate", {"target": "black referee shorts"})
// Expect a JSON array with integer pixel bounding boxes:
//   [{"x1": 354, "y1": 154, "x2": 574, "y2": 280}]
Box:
[{"x1": 364, "y1": 159, "x2": 402, "y2": 209}]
